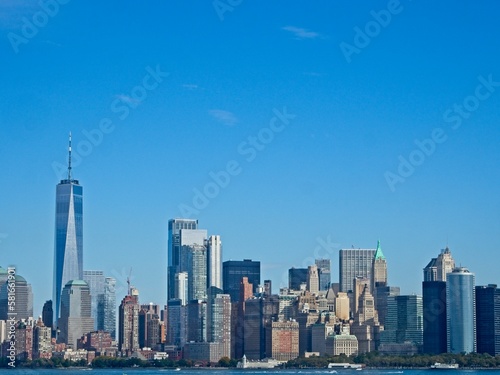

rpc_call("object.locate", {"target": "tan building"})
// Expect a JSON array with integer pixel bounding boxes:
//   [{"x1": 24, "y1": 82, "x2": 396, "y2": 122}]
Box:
[
  {"x1": 269, "y1": 320, "x2": 299, "y2": 361},
  {"x1": 307, "y1": 265, "x2": 319, "y2": 294},
  {"x1": 326, "y1": 332, "x2": 358, "y2": 356},
  {"x1": 335, "y1": 292, "x2": 350, "y2": 321}
]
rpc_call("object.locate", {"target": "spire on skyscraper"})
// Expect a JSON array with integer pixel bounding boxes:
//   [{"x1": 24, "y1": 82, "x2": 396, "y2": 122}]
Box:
[
  {"x1": 374, "y1": 240, "x2": 385, "y2": 260},
  {"x1": 68, "y1": 132, "x2": 72, "y2": 181}
]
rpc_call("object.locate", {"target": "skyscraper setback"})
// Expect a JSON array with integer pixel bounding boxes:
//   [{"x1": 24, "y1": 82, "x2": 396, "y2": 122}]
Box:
[{"x1": 53, "y1": 133, "x2": 83, "y2": 326}]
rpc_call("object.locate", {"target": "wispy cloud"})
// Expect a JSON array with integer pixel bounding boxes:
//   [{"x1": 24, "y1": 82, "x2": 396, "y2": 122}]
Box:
[
  {"x1": 115, "y1": 94, "x2": 140, "y2": 105},
  {"x1": 282, "y1": 26, "x2": 321, "y2": 40},
  {"x1": 182, "y1": 84, "x2": 199, "y2": 90},
  {"x1": 209, "y1": 109, "x2": 238, "y2": 126}
]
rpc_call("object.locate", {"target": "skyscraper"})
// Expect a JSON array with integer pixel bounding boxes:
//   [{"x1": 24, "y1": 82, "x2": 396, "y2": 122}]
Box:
[
  {"x1": 58, "y1": 280, "x2": 94, "y2": 349},
  {"x1": 53, "y1": 133, "x2": 83, "y2": 326},
  {"x1": 315, "y1": 259, "x2": 331, "y2": 291},
  {"x1": 339, "y1": 247, "x2": 376, "y2": 293},
  {"x1": 288, "y1": 267, "x2": 308, "y2": 291},
  {"x1": 422, "y1": 281, "x2": 447, "y2": 354},
  {"x1": 83, "y1": 270, "x2": 105, "y2": 331},
  {"x1": 446, "y1": 267, "x2": 476, "y2": 354},
  {"x1": 103, "y1": 277, "x2": 116, "y2": 339},
  {"x1": 475, "y1": 284, "x2": 500, "y2": 355},
  {"x1": 0, "y1": 273, "x2": 33, "y2": 321},
  {"x1": 380, "y1": 295, "x2": 423, "y2": 350},
  {"x1": 207, "y1": 235, "x2": 222, "y2": 289},
  {"x1": 223, "y1": 259, "x2": 260, "y2": 302},
  {"x1": 167, "y1": 219, "x2": 198, "y2": 301},
  {"x1": 118, "y1": 288, "x2": 140, "y2": 353},
  {"x1": 180, "y1": 229, "x2": 208, "y2": 301},
  {"x1": 436, "y1": 247, "x2": 455, "y2": 282},
  {"x1": 372, "y1": 240, "x2": 387, "y2": 290},
  {"x1": 307, "y1": 265, "x2": 319, "y2": 294}
]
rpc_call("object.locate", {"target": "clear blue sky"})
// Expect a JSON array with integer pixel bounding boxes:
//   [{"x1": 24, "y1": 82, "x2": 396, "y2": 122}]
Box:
[{"x1": 1, "y1": 1, "x2": 500, "y2": 316}]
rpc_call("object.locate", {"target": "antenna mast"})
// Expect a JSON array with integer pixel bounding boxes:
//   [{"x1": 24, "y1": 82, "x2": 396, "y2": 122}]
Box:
[{"x1": 68, "y1": 132, "x2": 72, "y2": 181}]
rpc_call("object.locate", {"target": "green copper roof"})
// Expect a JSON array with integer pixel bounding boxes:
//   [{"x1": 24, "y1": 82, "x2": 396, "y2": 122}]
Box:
[{"x1": 374, "y1": 240, "x2": 385, "y2": 260}]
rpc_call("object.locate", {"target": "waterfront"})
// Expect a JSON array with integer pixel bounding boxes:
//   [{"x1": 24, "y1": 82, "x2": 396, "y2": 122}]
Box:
[{"x1": 2, "y1": 369, "x2": 500, "y2": 375}]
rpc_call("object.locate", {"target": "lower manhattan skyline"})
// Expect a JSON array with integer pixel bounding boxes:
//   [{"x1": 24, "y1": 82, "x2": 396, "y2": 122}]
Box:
[{"x1": 1, "y1": 0, "x2": 500, "y2": 327}]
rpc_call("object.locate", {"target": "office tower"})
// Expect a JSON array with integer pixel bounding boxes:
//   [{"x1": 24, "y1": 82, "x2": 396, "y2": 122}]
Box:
[
  {"x1": 336, "y1": 292, "x2": 350, "y2": 321},
  {"x1": 0, "y1": 273, "x2": 33, "y2": 320},
  {"x1": 288, "y1": 267, "x2": 308, "y2": 291},
  {"x1": 372, "y1": 240, "x2": 387, "y2": 291},
  {"x1": 167, "y1": 218, "x2": 198, "y2": 301},
  {"x1": 422, "y1": 281, "x2": 447, "y2": 354},
  {"x1": 139, "y1": 305, "x2": 162, "y2": 349},
  {"x1": 375, "y1": 285, "x2": 400, "y2": 326},
  {"x1": 207, "y1": 235, "x2": 222, "y2": 289},
  {"x1": 103, "y1": 277, "x2": 116, "y2": 339},
  {"x1": 175, "y1": 272, "x2": 188, "y2": 306},
  {"x1": 436, "y1": 247, "x2": 455, "y2": 281},
  {"x1": 307, "y1": 265, "x2": 319, "y2": 294},
  {"x1": 58, "y1": 280, "x2": 94, "y2": 349},
  {"x1": 446, "y1": 267, "x2": 476, "y2": 354},
  {"x1": 223, "y1": 259, "x2": 260, "y2": 302},
  {"x1": 33, "y1": 318, "x2": 52, "y2": 359},
  {"x1": 423, "y1": 258, "x2": 438, "y2": 281},
  {"x1": 351, "y1": 284, "x2": 382, "y2": 353},
  {"x1": 83, "y1": 270, "x2": 105, "y2": 331},
  {"x1": 475, "y1": 284, "x2": 500, "y2": 355},
  {"x1": 186, "y1": 244, "x2": 208, "y2": 301},
  {"x1": 118, "y1": 288, "x2": 140, "y2": 353},
  {"x1": 166, "y1": 298, "x2": 187, "y2": 347},
  {"x1": 315, "y1": 259, "x2": 331, "y2": 291},
  {"x1": 380, "y1": 295, "x2": 423, "y2": 349},
  {"x1": 263, "y1": 280, "x2": 272, "y2": 297},
  {"x1": 339, "y1": 247, "x2": 376, "y2": 293},
  {"x1": 207, "y1": 293, "x2": 232, "y2": 359},
  {"x1": 0, "y1": 266, "x2": 8, "y2": 285},
  {"x1": 244, "y1": 298, "x2": 265, "y2": 360},
  {"x1": 352, "y1": 277, "x2": 371, "y2": 315},
  {"x1": 41, "y1": 300, "x2": 53, "y2": 332},
  {"x1": 233, "y1": 276, "x2": 254, "y2": 358},
  {"x1": 268, "y1": 320, "x2": 299, "y2": 361},
  {"x1": 53, "y1": 133, "x2": 83, "y2": 326},
  {"x1": 187, "y1": 299, "x2": 207, "y2": 343}
]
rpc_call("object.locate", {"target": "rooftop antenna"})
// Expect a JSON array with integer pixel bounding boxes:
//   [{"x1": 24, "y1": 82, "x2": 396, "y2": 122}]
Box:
[
  {"x1": 68, "y1": 132, "x2": 72, "y2": 181},
  {"x1": 127, "y1": 267, "x2": 132, "y2": 295}
]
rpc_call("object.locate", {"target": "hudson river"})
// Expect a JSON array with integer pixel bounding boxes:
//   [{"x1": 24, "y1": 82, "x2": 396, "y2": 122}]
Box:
[{"x1": 1, "y1": 369, "x2": 500, "y2": 374}]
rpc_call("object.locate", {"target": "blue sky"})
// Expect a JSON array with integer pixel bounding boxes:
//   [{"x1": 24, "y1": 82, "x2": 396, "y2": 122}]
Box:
[{"x1": 1, "y1": 1, "x2": 500, "y2": 315}]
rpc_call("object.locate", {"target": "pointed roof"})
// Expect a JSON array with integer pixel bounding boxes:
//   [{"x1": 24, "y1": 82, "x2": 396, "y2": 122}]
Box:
[{"x1": 374, "y1": 240, "x2": 385, "y2": 260}]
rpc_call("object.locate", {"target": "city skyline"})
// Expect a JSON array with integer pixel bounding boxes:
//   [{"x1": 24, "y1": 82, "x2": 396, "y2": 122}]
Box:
[{"x1": 1, "y1": 1, "x2": 500, "y2": 318}]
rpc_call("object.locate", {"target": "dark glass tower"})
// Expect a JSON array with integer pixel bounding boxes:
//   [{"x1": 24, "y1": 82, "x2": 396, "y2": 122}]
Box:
[
  {"x1": 223, "y1": 259, "x2": 260, "y2": 302},
  {"x1": 53, "y1": 133, "x2": 83, "y2": 326},
  {"x1": 476, "y1": 284, "x2": 500, "y2": 355},
  {"x1": 422, "y1": 281, "x2": 447, "y2": 354}
]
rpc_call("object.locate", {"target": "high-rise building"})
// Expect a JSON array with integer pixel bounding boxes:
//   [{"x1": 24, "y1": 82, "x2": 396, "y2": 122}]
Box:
[
  {"x1": 335, "y1": 292, "x2": 350, "y2": 321},
  {"x1": 186, "y1": 244, "x2": 208, "y2": 301},
  {"x1": 422, "y1": 281, "x2": 447, "y2": 354},
  {"x1": 268, "y1": 320, "x2": 299, "y2": 361},
  {"x1": 42, "y1": 300, "x2": 53, "y2": 333},
  {"x1": 53, "y1": 134, "x2": 83, "y2": 326},
  {"x1": 167, "y1": 219, "x2": 198, "y2": 301},
  {"x1": 103, "y1": 277, "x2": 116, "y2": 339},
  {"x1": 207, "y1": 293, "x2": 232, "y2": 359},
  {"x1": 315, "y1": 259, "x2": 331, "y2": 291},
  {"x1": 475, "y1": 284, "x2": 500, "y2": 356},
  {"x1": 436, "y1": 247, "x2": 455, "y2": 282},
  {"x1": 223, "y1": 259, "x2": 260, "y2": 302},
  {"x1": 372, "y1": 240, "x2": 387, "y2": 291},
  {"x1": 446, "y1": 267, "x2": 476, "y2": 354},
  {"x1": 0, "y1": 273, "x2": 33, "y2": 320},
  {"x1": 58, "y1": 280, "x2": 94, "y2": 349},
  {"x1": 380, "y1": 295, "x2": 423, "y2": 350},
  {"x1": 187, "y1": 299, "x2": 207, "y2": 343},
  {"x1": 207, "y1": 235, "x2": 222, "y2": 289},
  {"x1": 83, "y1": 270, "x2": 105, "y2": 331},
  {"x1": 33, "y1": 318, "x2": 52, "y2": 359},
  {"x1": 339, "y1": 247, "x2": 376, "y2": 293},
  {"x1": 118, "y1": 288, "x2": 140, "y2": 353},
  {"x1": 288, "y1": 267, "x2": 308, "y2": 291},
  {"x1": 351, "y1": 284, "x2": 382, "y2": 353},
  {"x1": 374, "y1": 285, "x2": 400, "y2": 326},
  {"x1": 166, "y1": 298, "x2": 187, "y2": 347},
  {"x1": 175, "y1": 272, "x2": 188, "y2": 306},
  {"x1": 306, "y1": 265, "x2": 319, "y2": 294}
]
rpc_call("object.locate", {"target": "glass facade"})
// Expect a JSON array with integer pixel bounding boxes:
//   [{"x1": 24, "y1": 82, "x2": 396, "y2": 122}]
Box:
[
  {"x1": 422, "y1": 281, "x2": 447, "y2": 354},
  {"x1": 223, "y1": 259, "x2": 261, "y2": 302},
  {"x1": 83, "y1": 270, "x2": 105, "y2": 331},
  {"x1": 476, "y1": 284, "x2": 500, "y2": 355},
  {"x1": 104, "y1": 277, "x2": 117, "y2": 339},
  {"x1": 167, "y1": 219, "x2": 198, "y2": 301},
  {"x1": 339, "y1": 249, "x2": 376, "y2": 292},
  {"x1": 446, "y1": 267, "x2": 476, "y2": 354},
  {"x1": 53, "y1": 179, "x2": 83, "y2": 326}
]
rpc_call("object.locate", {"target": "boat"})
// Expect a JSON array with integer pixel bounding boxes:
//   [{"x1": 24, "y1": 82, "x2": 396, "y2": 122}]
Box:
[
  {"x1": 328, "y1": 363, "x2": 364, "y2": 369},
  {"x1": 430, "y1": 362, "x2": 459, "y2": 369}
]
